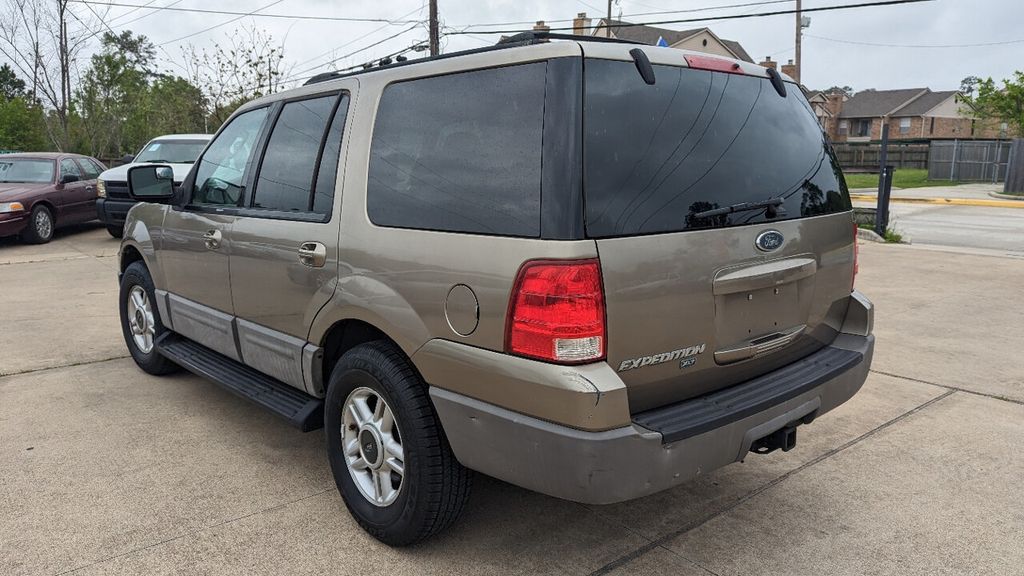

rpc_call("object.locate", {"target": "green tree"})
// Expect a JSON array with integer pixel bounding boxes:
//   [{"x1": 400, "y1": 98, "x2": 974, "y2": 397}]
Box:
[
  {"x1": 0, "y1": 96, "x2": 48, "y2": 151},
  {"x1": 0, "y1": 63, "x2": 26, "y2": 99},
  {"x1": 961, "y1": 71, "x2": 1024, "y2": 137}
]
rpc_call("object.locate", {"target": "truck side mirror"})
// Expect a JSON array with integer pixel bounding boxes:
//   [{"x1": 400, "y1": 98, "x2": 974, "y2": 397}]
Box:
[{"x1": 127, "y1": 165, "x2": 175, "y2": 202}]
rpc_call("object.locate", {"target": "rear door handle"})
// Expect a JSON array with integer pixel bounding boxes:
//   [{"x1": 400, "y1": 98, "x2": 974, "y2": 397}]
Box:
[
  {"x1": 203, "y1": 229, "x2": 222, "y2": 250},
  {"x1": 298, "y1": 242, "x2": 326, "y2": 268}
]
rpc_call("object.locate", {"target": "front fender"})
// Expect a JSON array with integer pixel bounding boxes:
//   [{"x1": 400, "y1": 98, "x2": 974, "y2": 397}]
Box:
[{"x1": 121, "y1": 203, "x2": 167, "y2": 288}]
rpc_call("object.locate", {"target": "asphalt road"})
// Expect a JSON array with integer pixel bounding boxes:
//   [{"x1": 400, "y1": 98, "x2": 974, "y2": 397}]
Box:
[
  {"x1": 855, "y1": 201, "x2": 1024, "y2": 255},
  {"x1": 1, "y1": 226, "x2": 1023, "y2": 575}
]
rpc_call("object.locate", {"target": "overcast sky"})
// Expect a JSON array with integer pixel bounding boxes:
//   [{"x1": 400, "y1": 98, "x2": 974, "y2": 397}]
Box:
[{"x1": 60, "y1": 0, "x2": 1024, "y2": 93}]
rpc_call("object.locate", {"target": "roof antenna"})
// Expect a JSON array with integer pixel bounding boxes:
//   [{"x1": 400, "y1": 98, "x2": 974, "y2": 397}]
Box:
[{"x1": 629, "y1": 48, "x2": 656, "y2": 85}]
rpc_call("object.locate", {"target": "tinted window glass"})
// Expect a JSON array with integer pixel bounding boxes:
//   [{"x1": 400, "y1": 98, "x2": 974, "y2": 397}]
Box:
[
  {"x1": 253, "y1": 95, "x2": 336, "y2": 213},
  {"x1": 313, "y1": 95, "x2": 349, "y2": 215},
  {"x1": 367, "y1": 63, "x2": 546, "y2": 237},
  {"x1": 584, "y1": 60, "x2": 851, "y2": 238},
  {"x1": 60, "y1": 158, "x2": 82, "y2": 178},
  {"x1": 193, "y1": 107, "x2": 268, "y2": 206}
]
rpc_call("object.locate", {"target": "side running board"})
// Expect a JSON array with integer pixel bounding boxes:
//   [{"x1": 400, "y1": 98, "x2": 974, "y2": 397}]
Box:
[{"x1": 156, "y1": 332, "x2": 324, "y2": 432}]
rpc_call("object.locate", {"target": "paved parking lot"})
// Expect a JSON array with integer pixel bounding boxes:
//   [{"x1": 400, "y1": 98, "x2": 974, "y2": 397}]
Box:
[{"x1": 2, "y1": 224, "x2": 1022, "y2": 575}]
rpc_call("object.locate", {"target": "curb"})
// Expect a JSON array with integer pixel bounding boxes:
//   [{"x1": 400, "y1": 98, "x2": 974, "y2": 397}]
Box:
[
  {"x1": 849, "y1": 194, "x2": 1024, "y2": 209},
  {"x1": 988, "y1": 191, "x2": 1024, "y2": 201},
  {"x1": 856, "y1": 228, "x2": 884, "y2": 243}
]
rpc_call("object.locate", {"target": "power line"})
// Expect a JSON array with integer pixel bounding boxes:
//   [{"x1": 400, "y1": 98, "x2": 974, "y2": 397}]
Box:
[
  {"x1": 805, "y1": 33, "x2": 1024, "y2": 49},
  {"x1": 447, "y1": 0, "x2": 794, "y2": 28},
  {"x1": 289, "y1": 4, "x2": 427, "y2": 71},
  {"x1": 285, "y1": 24, "x2": 423, "y2": 82},
  {"x1": 68, "y1": 0, "x2": 419, "y2": 24},
  {"x1": 110, "y1": 0, "x2": 184, "y2": 29},
  {"x1": 448, "y1": 0, "x2": 936, "y2": 35},
  {"x1": 155, "y1": 0, "x2": 285, "y2": 47}
]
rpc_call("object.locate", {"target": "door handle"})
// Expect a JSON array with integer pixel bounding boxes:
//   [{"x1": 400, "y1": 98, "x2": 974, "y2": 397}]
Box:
[
  {"x1": 202, "y1": 229, "x2": 222, "y2": 250},
  {"x1": 298, "y1": 242, "x2": 326, "y2": 268}
]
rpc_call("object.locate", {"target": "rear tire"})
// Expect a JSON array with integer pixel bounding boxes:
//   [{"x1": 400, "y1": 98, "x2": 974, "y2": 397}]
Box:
[
  {"x1": 106, "y1": 224, "x2": 124, "y2": 238},
  {"x1": 325, "y1": 341, "x2": 472, "y2": 546},
  {"x1": 20, "y1": 205, "x2": 54, "y2": 244},
  {"x1": 119, "y1": 261, "x2": 178, "y2": 375}
]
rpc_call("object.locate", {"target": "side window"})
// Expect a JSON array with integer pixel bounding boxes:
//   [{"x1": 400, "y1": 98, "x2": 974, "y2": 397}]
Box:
[
  {"x1": 367, "y1": 63, "x2": 546, "y2": 237},
  {"x1": 252, "y1": 94, "x2": 341, "y2": 214},
  {"x1": 77, "y1": 159, "x2": 101, "y2": 180},
  {"x1": 192, "y1": 107, "x2": 269, "y2": 206},
  {"x1": 313, "y1": 95, "x2": 350, "y2": 215},
  {"x1": 60, "y1": 158, "x2": 82, "y2": 180}
]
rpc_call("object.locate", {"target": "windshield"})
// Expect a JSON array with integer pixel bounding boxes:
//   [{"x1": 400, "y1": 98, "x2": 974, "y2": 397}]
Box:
[
  {"x1": 134, "y1": 139, "x2": 208, "y2": 164},
  {"x1": 583, "y1": 59, "x2": 851, "y2": 238},
  {"x1": 0, "y1": 158, "x2": 55, "y2": 184}
]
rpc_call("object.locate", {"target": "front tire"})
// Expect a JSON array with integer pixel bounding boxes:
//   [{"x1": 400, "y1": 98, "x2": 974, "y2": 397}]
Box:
[
  {"x1": 20, "y1": 205, "x2": 54, "y2": 244},
  {"x1": 325, "y1": 341, "x2": 471, "y2": 546},
  {"x1": 106, "y1": 224, "x2": 124, "y2": 238},
  {"x1": 119, "y1": 261, "x2": 178, "y2": 375}
]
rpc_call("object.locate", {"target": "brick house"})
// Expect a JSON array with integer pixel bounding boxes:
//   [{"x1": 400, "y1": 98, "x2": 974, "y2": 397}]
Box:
[
  {"x1": 825, "y1": 88, "x2": 1009, "y2": 142},
  {"x1": 561, "y1": 13, "x2": 753, "y2": 62}
]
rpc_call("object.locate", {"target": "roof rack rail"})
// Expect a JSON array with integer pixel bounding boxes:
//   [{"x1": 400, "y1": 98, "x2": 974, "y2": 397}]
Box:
[
  {"x1": 304, "y1": 30, "x2": 641, "y2": 86},
  {"x1": 497, "y1": 31, "x2": 642, "y2": 46}
]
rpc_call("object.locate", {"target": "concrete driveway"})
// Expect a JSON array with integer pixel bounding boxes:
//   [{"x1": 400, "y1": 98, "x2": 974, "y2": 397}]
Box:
[{"x1": 1, "y1": 226, "x2": 1022, "y2": 575}]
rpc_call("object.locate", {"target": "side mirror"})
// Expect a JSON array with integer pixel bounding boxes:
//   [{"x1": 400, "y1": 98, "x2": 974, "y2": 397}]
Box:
[
  {"x1": 127, "y1": 165, "x2": 175, "y2": 202},
  {"x1": 60, "y1": 173, "x2": 80, "y2": 184}
]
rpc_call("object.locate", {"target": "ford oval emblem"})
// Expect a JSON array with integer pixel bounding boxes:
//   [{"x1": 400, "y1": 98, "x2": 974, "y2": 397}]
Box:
[{"x1": 755, "y1": 230, "x2": 784, "y2": 252}]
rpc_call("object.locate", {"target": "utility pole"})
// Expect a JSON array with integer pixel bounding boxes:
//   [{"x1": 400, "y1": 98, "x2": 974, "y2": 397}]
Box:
[
  {"x1": 606, "y1": 0, "x2": 612, "y2": 37},
  {"x1": 794, "y1": 0, "x2": 802, "y2": 84},
  {"x1": 429, "y1": 0, "x2": 439, "y2": 56}
]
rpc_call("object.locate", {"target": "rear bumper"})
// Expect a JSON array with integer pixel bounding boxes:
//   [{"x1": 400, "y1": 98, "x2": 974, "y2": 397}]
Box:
[
  {"x1": 431, "y1": 294, "x2": 874, "y2": 504},
  {"x1": 96, "y1": 197, "x2": 136, "y2": 226},
  {"x1": 0, "y1": 213, "x2": 28, "y2": 237}
]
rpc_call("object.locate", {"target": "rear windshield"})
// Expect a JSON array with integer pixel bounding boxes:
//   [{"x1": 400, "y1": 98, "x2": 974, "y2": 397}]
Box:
[
  {"x1": 584, "y1": 59, "x2": 851, "y2": 238},
  {"x1": 135, "y1": 139, "x2": 208, "y2": 164}
]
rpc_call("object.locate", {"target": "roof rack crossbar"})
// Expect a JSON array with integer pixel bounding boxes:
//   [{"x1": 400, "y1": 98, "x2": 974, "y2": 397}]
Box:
[{"x1": 497, "y1": 31, "x2": 643, "y2": 46}]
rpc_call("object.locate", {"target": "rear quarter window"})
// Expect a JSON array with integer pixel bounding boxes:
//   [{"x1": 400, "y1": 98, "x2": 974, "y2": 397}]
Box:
[{"x1": 366, "y1": 62, "x2": 546, "y2": 237}]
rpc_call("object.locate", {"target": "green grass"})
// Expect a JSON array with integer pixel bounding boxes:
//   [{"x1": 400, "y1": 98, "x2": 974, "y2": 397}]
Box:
[{"x1": 844, "y1": 168, "x2": 956, "y2": 190}]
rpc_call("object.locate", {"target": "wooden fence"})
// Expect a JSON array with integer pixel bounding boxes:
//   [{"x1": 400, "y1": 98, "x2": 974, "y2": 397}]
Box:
[{"x1": 832, "y1": 143, "x2": 930, "y2": 172}]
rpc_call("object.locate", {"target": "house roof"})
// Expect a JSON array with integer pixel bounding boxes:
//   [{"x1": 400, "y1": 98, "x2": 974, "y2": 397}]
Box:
[
  {"x1": 894, "y1": 90, "x2": 958, "y2": 116},
  {"x1": 598, "y1": 19, "x2": 753, "y2": 62},
  {"x1": 839, "y1": 88, "x2": 928, "y2": 118}
]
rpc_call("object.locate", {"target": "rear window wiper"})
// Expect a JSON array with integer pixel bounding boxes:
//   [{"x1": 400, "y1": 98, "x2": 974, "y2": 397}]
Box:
[{"x1": 692, "y1": 197, "x2": 785, "y2": 219}]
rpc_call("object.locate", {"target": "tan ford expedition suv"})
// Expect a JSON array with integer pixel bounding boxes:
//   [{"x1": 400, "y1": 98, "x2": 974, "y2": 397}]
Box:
[{"x1": 117, "y1": 33, "x2": 873, "y2": 546}]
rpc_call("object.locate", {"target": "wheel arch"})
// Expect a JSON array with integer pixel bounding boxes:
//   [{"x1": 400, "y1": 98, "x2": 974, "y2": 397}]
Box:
[{"x1": 317, "y1": 317, "x2": 419, "y2": 391}]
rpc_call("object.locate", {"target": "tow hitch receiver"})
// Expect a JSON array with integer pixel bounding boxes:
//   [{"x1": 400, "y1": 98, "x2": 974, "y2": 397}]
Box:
[{"x1": 751, "y1": 424, "x2": 798, "y2": 455}]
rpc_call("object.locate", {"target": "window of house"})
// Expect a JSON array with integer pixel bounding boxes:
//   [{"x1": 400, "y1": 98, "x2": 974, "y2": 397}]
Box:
[
  {"x1": 929, "y1": 117, "x2": 935, "y2": 134},
  {"x1": 367, "y1": 63, "x2": 546, "y2": 237},
  {"x1": 855, "y1": 119, "x2": 871, "y2": 137},
  {"x1": 1000, "y1": 122, "x2": 1008, "y2": 137},
  {"x1": 838, "y1": 120, "x2": 849, "y2": 135},
  {"x1": 899, "y1": 117, "x2": 911, "y2": 134}
]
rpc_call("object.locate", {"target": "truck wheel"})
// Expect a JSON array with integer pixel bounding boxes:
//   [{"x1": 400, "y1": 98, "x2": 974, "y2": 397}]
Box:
[
  {"x1": 325, "y1": 341, "x2": 472, "y2": 546},
  {"x1": 106, "y1": 224, "x2": 124, "y2": 238},
  {"x1": 119, "y1": 261, "x2": 178, "y2": 375},
  {"x1": 20, "y1": 205, "x2": 54, "y2": 244}
]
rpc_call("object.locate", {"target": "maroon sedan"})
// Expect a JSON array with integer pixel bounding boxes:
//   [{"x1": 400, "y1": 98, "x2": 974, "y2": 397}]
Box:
[{"x1": 0, "y1": 152, "x2": 107, "y2": 244}]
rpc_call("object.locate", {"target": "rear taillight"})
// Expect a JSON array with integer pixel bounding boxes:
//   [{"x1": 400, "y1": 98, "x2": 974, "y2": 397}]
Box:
[
  {"x1": 852, "y1": 222, "x2": 859, "y2": 290},
  {"x1": 506, "y1": 259, "x2": 606, "y2": 364}
]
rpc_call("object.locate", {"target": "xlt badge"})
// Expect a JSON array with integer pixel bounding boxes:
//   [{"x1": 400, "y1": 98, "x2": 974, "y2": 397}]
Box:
[{"x1": 618, "y1": 343, "x2": 706, "y2": 372}]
